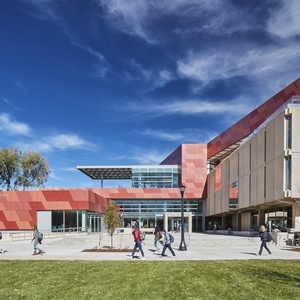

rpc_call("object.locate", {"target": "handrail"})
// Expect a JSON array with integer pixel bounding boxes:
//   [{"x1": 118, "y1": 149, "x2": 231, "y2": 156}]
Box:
[{"x1": 0, "y1": 227, "x2": 96, "y2": 242}]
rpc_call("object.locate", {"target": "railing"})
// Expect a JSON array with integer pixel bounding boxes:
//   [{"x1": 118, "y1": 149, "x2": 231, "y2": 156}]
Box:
[{"x1": 0, "y1": 227, "x2": 94, "y2": 242}]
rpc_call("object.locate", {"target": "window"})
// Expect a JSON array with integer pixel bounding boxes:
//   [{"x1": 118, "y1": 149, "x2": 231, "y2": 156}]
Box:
[
  {"x1": 285, "y1": 115, "x2": 292, "y2": 149},
  {"x1": 285, "y1": 156, "x2": 291, "y2": 190}
]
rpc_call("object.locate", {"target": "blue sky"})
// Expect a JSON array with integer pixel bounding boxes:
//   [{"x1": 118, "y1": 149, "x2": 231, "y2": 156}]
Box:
[{"x1": 1, "y1": 0, "x2": 300, "y2": 189}]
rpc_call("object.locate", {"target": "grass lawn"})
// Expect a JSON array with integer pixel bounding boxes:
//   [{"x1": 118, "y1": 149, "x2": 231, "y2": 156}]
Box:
[{"x1": 0, "y1": 260, "x2": 299, "y2": 299}]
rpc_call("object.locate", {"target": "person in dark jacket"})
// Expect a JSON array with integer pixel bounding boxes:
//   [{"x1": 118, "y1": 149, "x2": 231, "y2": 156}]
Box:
[
  {"x1": 159, "y1": 229, "x2": 176, "y2": 258},
  {"x1": 128, "y1": 226, "x2": 145, "y2": 260},
  {"x1": 257, "y1": 225, "x2": 272, "y2": 256}
]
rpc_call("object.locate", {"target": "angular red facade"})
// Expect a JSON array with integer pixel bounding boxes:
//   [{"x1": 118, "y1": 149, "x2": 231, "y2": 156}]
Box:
[{"x1": 0, "y1": 189, "x2": 118, "y2": 230}]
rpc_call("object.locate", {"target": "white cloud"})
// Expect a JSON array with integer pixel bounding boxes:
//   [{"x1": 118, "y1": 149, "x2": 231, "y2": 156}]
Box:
[
  {"x1": 177, "y1": 44, "x2": 300, "y2": 89},
  {"x1": 122, "y1": 98, "x2": 253, "y2": 120},
  {"x1": 0, "y1": 113, "x2": 31, "y2": 136},
  {"x1": 23, "y1": 133, "x2": 97, "y2": 153},
  {"x1": 267, "y1": 0, "x2": 300, "y2": 39},
  {"x1": 136, "y1": 128, "x2": 215, "y2": 143},
  {"x1": 130, "y1": 147, "x2": 168, "y2": 164},
  {"x1": 97, "y1": 0, "x2": 227, "y2": 43},
  {"x1": 47, "y1": 134, "x2": 92, "y2": 150},
  {"x1": 126, "y1": 59, "x2": 175, "y2": 90}
]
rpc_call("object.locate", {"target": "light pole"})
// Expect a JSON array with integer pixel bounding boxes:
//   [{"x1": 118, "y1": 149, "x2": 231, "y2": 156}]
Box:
[{"x1": 179, "y1": 184, "x2": 187, "y2": 251}]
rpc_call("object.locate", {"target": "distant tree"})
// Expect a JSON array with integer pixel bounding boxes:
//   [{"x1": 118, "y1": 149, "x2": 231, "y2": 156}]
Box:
[
  {"x1": 0, "y1": 148, "x2": 50, "y2": 191},
  {"x1": 103, "y1": 202, "x2": 119, "y2": 249},
  {"x1": 18, "y1": 151, "x2": 51, "y2": 191},
  {"x1": 0, "y1": 148, "x2": 20, "y2": 191}
]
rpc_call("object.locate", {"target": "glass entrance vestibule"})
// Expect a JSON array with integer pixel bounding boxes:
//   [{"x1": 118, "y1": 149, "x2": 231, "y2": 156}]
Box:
[
  {"x1": 37, "y1": 210, "x2": 104, "y2": 233},
  {"x1": 115, "y1": 198, "x2": 205, "y2": 232}
]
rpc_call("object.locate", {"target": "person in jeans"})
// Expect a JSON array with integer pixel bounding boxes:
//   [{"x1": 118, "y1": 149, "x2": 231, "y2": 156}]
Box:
[
  {"x1": 159, "y1": 229, "x2": 176, "y2": 258},
  {"x1": 128, "y1": 226, "x2": 145, "y2": 260},
  {"x1": 257, "y1": 225, "x2": 272, "y2": 256},
  {"x1": 31, "y1": 225, "x2": 43, "y2": 255},
  {"x1": 154, "y1": 226, "x2": 161, "y2": 254}
]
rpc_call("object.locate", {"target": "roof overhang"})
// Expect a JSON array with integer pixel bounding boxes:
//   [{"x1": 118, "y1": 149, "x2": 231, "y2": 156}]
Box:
[{"x1": 77, "y1": 166, "x2": 132, "y2": 180}]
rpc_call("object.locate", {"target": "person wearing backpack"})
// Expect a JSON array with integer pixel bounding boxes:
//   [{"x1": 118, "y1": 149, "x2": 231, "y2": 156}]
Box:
[
  {"x1": 256, "y1": 225, "x2": 272, "y2": 256},
  {"x1": 128, "y1": 225, "x2": 145, "y2": 260},
  {"x1": 154, "y1": 226, "x2": 162, "y2": 254},
  {"x1": 31, "y1": 225, "x2": 43, "y2": 255},
  {"x1": 159, "y1": 229, "x2": 176, "y2": 258}
]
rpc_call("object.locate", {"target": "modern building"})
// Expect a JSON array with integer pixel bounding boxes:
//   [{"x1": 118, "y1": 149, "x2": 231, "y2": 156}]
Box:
[{"x1": 1, "y1": 77, "x2": 300, "y2": 234}]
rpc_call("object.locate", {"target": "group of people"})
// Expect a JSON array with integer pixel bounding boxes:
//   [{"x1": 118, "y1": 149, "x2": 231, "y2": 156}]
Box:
[
  {"x1": 30, "y1": 221, "x2": 274, "y2": 258},
  {"x1": 128, "y1": 219, "x2": 176, "y2": 260}
]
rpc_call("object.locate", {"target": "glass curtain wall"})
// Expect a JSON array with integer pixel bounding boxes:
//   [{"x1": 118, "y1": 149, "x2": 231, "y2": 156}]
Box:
[
  {"x1": 115, "y1": 199, "x2": 204, "y2": 232},
  {"x1": 51, "y1": 210, "x2": 103, "y2": 232}
]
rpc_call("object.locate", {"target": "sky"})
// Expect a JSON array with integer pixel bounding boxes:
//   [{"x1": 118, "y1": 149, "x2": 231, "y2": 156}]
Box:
[{"x1": 1, "y1": 0, "x2": 300, "y2": 189}]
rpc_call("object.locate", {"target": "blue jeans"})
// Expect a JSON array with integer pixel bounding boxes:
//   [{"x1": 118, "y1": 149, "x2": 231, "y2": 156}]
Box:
[
  {"x1": 131, "y1": 241, "x2": 144, "y2": 257},
  {"x1": 154, "y1": 240, "x2": 160, "y2": 251},
  {"x1": 33, "y1": 240, "x2": 41, "y2": 252},
  {"x1": 161, "y1": 243, "x2": 175, "y2": 257}
]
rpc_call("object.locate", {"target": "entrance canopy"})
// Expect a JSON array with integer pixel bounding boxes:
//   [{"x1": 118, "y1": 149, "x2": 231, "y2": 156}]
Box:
[{"x1": 77, "y1": 166, "x2": 132, "y2": 180}]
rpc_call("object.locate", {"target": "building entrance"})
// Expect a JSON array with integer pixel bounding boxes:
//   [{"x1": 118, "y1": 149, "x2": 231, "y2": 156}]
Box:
[{"x1": 164, "y1": 212, "x2": 192, "y2": 234}]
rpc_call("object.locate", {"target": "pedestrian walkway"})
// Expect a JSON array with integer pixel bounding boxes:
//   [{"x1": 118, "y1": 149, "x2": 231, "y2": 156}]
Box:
[{"x1": 0, "y1": 232, "x2": 299, "y2": 261}]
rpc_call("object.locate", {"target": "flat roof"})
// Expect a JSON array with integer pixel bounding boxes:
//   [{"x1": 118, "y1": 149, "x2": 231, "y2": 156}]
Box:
[{"x1": 77, "y1": 165, "x2": 177, "y2": 180}]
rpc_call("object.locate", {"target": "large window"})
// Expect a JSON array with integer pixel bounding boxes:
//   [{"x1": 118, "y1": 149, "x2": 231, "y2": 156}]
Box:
[
  {"x1": 132, "y1": 166, "x2": 178, "y2": 188},
  {"x1": 285, "y1": 114, "x2": 292, "y2": 149},
  {"x1": 285, "y1": 156, "x2": 291, "y2": 190}
]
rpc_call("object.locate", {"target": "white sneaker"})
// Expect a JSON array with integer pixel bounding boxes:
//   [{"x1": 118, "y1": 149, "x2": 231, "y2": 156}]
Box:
[
  {"x1": 172, "y1": 256, "x2": 176, "y2": 258},
  {"x1": 140, "y1": 257, "x2": 145, "y2": 260},
  {"x1": 127, "y1": 256, "x2": 133, "y2": 259}
]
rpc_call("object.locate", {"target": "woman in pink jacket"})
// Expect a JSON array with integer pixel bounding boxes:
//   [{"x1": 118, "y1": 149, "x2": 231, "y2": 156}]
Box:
[{"x1": 128, "y1": 226, "x2": 145, "y2": 260}]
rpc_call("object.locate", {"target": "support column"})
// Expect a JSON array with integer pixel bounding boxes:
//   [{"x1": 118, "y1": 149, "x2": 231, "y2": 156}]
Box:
[{"x1": 292, "y1": 202, "x2": 300, "y2": 231}]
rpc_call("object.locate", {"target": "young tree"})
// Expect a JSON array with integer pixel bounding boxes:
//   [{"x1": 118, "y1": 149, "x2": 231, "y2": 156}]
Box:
[
  {"x1": 18, "y1": 151, "x2": 50, "y2": 190},
  {"x1": 103, "y1": 202, "x2": 119, "y2": 249},
  {"x1": 0, "y1": 148, "x2": 50, "y2": 191}
]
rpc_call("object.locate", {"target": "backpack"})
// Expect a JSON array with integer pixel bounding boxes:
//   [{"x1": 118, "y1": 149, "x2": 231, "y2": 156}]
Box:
[
  {"x1": 169, "y1": 233, "x2": 174, "y2": 243},
  {"x1": 139, "y1": 231, "x2": 145, "y2": 241},
  {"x1": 38, "y1": 231, "x2": 43, "y2": 243}
]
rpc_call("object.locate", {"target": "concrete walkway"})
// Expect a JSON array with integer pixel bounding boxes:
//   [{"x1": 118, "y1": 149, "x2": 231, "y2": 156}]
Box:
[{"x1": 0, "y1": 232, "x2": 299, "y2": 261}]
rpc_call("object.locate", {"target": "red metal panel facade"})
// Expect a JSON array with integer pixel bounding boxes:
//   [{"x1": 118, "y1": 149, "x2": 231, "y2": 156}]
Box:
[{"x1": 0, "y1": 189, "x2": 118, "y2": 230}]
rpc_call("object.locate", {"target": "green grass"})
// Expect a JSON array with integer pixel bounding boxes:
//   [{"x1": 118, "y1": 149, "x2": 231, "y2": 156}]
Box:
[{"x1": 0, "y1": 260, "x2": 299, "y2": 299}]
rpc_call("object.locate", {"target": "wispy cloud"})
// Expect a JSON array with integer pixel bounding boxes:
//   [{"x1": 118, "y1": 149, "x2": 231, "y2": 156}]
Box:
[
  {"x1": 73, "y1": 43, "x2": 109, "y2": 79},
  {"x1": 119, "y1": 98, "x2": 253, "y2": 120},
  {"x1": 39, "y1": 134, "x2": 95, "y2": 152},
  {"x1": 125, "y1": 59, "x2": 175, "y2": 90},
  {"x1": 177, "y1": 45, "x2": 300, "y2": 87},
  {"x1": 0, "y1": 113, "x2": 31, "y2": 136},
  {"x1": 130, "y1": 147, "x2": 168, "y2": 164},
  {"x1": 267, "y1": 0, "x2": 300, "y2": 39},
  {"x1": 135, "y1": 128, "x2": 216, "y2": 143}
]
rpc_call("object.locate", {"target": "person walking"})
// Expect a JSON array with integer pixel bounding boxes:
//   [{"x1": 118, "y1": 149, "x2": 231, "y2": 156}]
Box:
[
  {"x1": 154, "y1": 226, "x2": 161, "y2": 254},
  {"x1": 159, "y1": 229, "x2": 176, "y2": 258},
  {"x1": 257, "y1": 225, "x2": 272, "y2": 256},
  {"x1": 128, "y1": 226, "x2": 145, "y2": 260},
  {"x1": 31, "y1": 225, "x2": 43, "y2": 255}
]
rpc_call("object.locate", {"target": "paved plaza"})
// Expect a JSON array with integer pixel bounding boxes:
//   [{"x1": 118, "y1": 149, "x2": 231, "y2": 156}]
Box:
[{"x1": 0, "y1": 232, "x2": 299, "y2": 261}]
